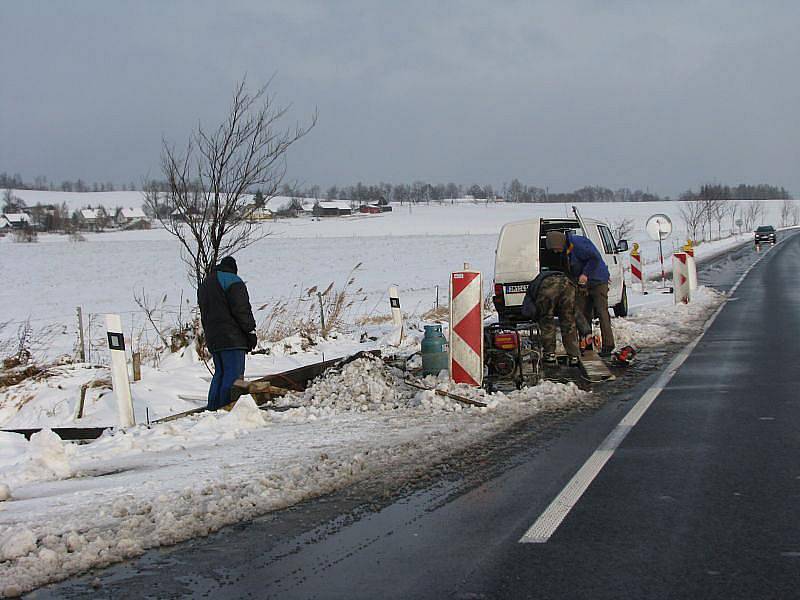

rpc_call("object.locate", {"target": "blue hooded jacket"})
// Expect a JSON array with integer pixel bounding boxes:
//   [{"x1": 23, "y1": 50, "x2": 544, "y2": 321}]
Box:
[{"x1": 566, "y1": 232, "x2": 610, "y2": 283}]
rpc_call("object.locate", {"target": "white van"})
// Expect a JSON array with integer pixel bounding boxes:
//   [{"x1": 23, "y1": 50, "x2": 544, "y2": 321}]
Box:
[{"x1": 492, "y1": 210, "x2": 629, "y2": 321}]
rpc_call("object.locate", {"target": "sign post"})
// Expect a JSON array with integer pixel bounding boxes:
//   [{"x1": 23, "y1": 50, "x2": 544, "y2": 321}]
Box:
[
  {"x1": 646, "y1": 214, "x2": 673, "y2": 290},
  {"x1": 105, "y1": 314, "x2": 135, "y2": 427}
]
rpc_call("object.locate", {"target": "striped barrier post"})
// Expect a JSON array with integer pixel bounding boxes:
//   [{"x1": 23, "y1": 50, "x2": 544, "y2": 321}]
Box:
[
  {"x1": 105, "y1": 314, "x2": 135, "y2": 427},
  {"x1": 630, "y1": 243, "x2": 646, "y2": 294},
  {"x1": 672, "y1": 253, "x2": 691, "y2": 304},
  {"x1": 682, "y1": 240, "x2": 698, "y2": 291},
  {"x1": 449, "y1": 269, "x2": 483, "y2": 386}
]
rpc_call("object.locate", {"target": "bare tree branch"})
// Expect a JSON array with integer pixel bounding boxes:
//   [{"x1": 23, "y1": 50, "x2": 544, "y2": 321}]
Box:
[{"x1": 145, "y1": 77, "x2": 317, "y2": 288}]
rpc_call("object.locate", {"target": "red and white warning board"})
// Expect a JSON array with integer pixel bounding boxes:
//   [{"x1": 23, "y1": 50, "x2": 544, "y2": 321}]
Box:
[
  {"x1": 630, "y1": 242, "x2": 645, "y2": 293},
  {"x1": 449, "y1": 269, "x2": 483, "y2": 386},
  {"x1": 672, "y1": 252, "x2": 691, "y2": 304}
]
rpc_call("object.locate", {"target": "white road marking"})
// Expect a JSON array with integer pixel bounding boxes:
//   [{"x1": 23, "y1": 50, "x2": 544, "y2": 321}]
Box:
[{"x1": 519, "y1": 236, "x2": 790, "y2": 544}]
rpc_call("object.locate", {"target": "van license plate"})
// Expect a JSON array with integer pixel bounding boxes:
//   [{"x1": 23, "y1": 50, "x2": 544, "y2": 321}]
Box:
[{"x1": 505, "y1": 284, "x2": 528, "y2": 294}]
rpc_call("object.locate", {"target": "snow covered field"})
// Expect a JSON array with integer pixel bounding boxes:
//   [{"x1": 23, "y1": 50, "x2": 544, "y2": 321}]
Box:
[
  {"x1": 1, "y1": 194, "x2": 786, "y2": 361},
  {"x1": 0, "y1": 195, "x2": 776, "y2": 595}
]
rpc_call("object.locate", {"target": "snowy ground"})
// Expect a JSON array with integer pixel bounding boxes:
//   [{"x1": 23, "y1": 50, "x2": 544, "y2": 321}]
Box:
[
  {"x1": 0, "y1": 197, "x2": 775, "y2": 595},
  {"x1": 0, "y1": 282, "x2": 727, "y2": 596}
]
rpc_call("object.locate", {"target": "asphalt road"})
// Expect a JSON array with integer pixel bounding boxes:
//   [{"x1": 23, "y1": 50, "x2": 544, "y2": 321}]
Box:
[{"x1": 36, "y1": 235, "x2": 800, "y2": 599}]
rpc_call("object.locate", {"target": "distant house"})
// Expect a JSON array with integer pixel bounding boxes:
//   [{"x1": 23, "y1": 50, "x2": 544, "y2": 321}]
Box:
[
  {"x1": 359, "y1": 204, "x2": 381, "y2": 215},
  {"x1": 116, "y1": 207, "x2": 148, "y2": 227},
  {"x1": 170, "y1": 207, "x2": 203, "y2": 223},
  {"x1": 2, "y1": 213, "x2": 33, "y2": 229},
  {"x1": 244, "y1": 204, "x2": 273, "y2": 222},
  {"x1": 78, "y1": 207, "x2": 107, "y2": 231},
  {"x1": 313, "y1": 201, "x2": 353, "y2": 217}
]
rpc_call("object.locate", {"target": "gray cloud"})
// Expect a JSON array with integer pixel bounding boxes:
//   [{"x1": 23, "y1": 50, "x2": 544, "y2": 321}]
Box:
[{"x1": 1, "y1": 0, "x2": 798, "y2": 195}]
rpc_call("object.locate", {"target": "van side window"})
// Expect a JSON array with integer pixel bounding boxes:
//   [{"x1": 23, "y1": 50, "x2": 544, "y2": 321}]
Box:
[{"x1": 597, "y1": 225, "x2": 617, "y2": 254}]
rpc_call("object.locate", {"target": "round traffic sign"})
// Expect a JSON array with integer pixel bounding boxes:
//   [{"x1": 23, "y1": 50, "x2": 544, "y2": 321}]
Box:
[{"x1": 646, "y1": 213, "x2": 673, "y2": 241}]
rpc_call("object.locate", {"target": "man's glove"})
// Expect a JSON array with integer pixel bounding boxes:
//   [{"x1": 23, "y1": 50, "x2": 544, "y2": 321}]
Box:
[{"x1": 246, "y1": 332, "x2": 258, "y2": 351}]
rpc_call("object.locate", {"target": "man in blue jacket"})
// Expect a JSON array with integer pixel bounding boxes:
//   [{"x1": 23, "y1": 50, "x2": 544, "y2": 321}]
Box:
[
  {"x1": 545, "y1": 230, "x2": 615, "y2": 354},
  {"x1": 197, "y1": 256, "x2": 258, "y2": 410}
]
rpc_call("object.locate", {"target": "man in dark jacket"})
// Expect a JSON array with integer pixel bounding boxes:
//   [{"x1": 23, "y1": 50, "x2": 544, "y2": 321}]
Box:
[
  {"x1": 545, "y1": 230, "x2": 615, "y2": 354},
  {"x1": 197, "y1": 256, "x2": 257, "y2": 410}
]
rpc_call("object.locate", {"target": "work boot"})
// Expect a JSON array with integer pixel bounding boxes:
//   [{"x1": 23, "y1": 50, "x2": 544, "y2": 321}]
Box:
[{"x1": 543, "y1": 353, "x2": 557, "y2": 365}]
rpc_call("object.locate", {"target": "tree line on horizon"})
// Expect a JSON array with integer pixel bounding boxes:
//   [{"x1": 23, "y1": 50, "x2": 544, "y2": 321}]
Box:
[
  {"x1": 1, "y1": 171, "x2": 792, "y2": 207},
  {"x1": 0, "y1": 172, "x2": 138, "y2": 193}
]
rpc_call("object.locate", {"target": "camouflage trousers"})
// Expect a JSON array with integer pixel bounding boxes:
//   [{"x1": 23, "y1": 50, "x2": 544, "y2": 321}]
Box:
[{"x1": 535, "y1": 275, "x2": 580, "y2": 357}]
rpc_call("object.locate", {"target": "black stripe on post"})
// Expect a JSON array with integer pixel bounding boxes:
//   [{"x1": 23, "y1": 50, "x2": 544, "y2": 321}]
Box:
[{"x1": 107, "y1": 332, "x2": 125, "y2": 351}]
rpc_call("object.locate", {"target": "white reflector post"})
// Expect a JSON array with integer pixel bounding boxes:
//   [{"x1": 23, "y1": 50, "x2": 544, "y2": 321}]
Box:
[
  {"x1": 388, "y1": 286, "x2": 403, "y2": 346},
  {"x1": 672, "y1": 253, "x2": 691, "y2": 304},
  {"x1": 105, "y1": 313, "x2": 135, "y2": 427},
  {"x1": 449, "y1": 270, "x2": 483, "y2": 386}
]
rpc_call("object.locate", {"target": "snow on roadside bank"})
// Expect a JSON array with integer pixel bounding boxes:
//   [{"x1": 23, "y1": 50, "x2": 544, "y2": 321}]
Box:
[
  {"x1": 613, "y1": 286, "x2": 724, "y2": 349},
  {"x1": 0, "y1": 289, "x2": 724, "y2": 596}
]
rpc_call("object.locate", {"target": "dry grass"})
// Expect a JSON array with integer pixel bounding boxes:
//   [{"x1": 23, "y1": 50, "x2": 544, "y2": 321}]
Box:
[
  {"x1": 355, "y1": 314, "x2": 393, "y2": 325},
  {"x1": 255, "y1": 263, "x2": 367, "y2": 344},
  {"x1": 421, "y1": 305, "x2": 449, "y2": 322},
  {"x1": 0, "y1": 364, "x2": 44, "y2": 389}
]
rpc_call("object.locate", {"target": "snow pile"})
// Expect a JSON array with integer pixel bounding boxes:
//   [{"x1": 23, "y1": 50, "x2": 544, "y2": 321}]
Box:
[
  {"x1": 0, "y1": 429, "x2": 75, "y2": 490},
  {"x1": 0, "y1": 373, "x2": 593, "y2": 595},
  {"x1": 613, "y1": 286, "x2": 724, "y2": 349},
  {"x1": 287, "y1": 358, "x2": 415, "y2": 413}
]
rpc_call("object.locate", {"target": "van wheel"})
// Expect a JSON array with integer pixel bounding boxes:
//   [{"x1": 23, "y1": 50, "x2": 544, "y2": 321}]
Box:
[{"x1": 613, "y1": 285, "x2": 628, "y2": 317}]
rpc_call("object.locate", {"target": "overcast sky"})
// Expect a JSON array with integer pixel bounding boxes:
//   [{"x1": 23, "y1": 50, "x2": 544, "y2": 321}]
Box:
[{"x1": 1, "y1": 0, "x2": 798, "y2": 196}]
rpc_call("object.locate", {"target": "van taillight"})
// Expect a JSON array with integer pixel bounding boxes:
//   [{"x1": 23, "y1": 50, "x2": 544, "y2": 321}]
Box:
[
  {"x1": 494, "y1": 283, "x2": 504, "y2": 297},
  {"x1": 494, "y1": 332, "x2": 519, "y2": 350}
]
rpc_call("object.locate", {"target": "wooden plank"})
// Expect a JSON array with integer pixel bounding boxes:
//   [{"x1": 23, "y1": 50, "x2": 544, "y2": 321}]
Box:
[
  {"x1": 579, "y1": 350, "x2": 615, "y2": 383},
  {"x1": 232, "y1": 379, "x2": 291, "y2": 397},
  {"x1": 152, "y1": 407, "x2": 206, "y2": 423},
  {"x1": 249, "y1": 350, "x2": 382, "y2": 391},
  {"x1": 402, "y1": 379, "x2": 487, "y2": 407}
]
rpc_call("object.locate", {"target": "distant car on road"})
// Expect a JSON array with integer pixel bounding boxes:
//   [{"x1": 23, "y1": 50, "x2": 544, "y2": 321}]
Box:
[{"x1": 755, "y1": 225, "x2": 777, "y2": 245}]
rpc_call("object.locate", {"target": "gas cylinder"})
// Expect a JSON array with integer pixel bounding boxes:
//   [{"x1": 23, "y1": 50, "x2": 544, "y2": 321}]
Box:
[{"x1": 421, "y1": 324, "x2": 448, "y2": 376}]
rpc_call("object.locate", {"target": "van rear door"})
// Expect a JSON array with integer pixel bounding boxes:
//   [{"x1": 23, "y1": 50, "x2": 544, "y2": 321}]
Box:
[{"x1": 493, "y1": 220, "x2": 540, "y2": 313}]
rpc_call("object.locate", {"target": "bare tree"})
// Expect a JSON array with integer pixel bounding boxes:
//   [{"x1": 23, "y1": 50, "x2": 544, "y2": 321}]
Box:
[
  {"x1": 145, "y1": 78, "x2": 316, "y2": 287},
  {"x1": 679, "y1": 198, "x2": 705, "y2": 242},
  {"x1": 609, "y1": 217, "x2": 634, "y2": 241},
  {"x1": 729, "y1": 201, "x2": 741, "y2": 234},
  {"x1": 780, "y1": 198, "x2": 793, "y2": 228},
  {"x1": 743, "y1": 201, "x2": 764, "y2": 231}
]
